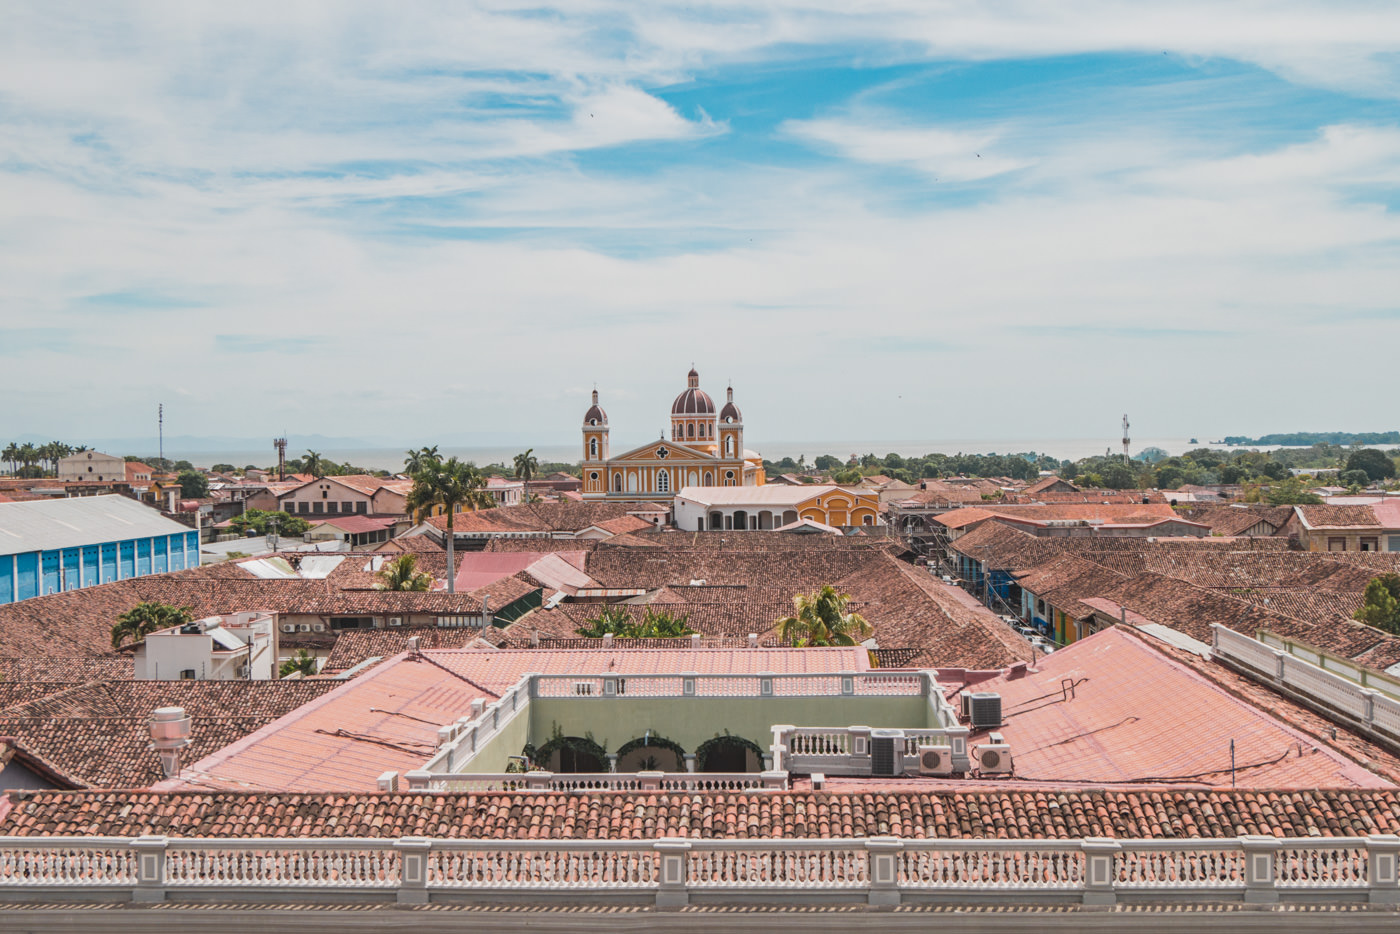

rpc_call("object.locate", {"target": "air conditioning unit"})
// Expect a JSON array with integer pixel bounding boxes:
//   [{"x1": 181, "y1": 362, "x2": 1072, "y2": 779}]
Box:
[
  {"x1": 976, "y1": 742, "x2": 1014, "y2": 775},
  {"x1": 964, "y1": 692, "x2": 1003, "y2": 730},
  {"x1": 281, "y1": 624, "x2": 295, "y2": 633},
  {"x1": 312, "y1": 623, "x2": 325, "y2": 632},
  {"x1": 298, "y1": 623, "x2": 311, "y2": 632},
  {"x1": 388, "y1": 617, "x2": 402, "y2": 627},
  {"x1": 917, "y1": 745, "x2": 955, "y2": 776},
  {"x1": 870, "y1": 729, "x2": 905, "y2": 777}
]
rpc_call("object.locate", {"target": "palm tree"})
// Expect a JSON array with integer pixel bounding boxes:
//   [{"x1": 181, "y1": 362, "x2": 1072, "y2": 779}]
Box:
[
  {"x1": 403, "y1": 445, "x2": 440, "y2": 476},
  {"x1": 406, "y1": 457, "x2": 491, "y2": 594},
  {"x1": 111, "y1": 602, "x2": 194, "y2": 649},
  {"x1": 2, "y1": 442, "x2": 17, "y2": 476},
  {"x1": 17, "y1": 442, "x2": 39, "y2": 477},
  {"x1": 304, "y1": 450, "x2": 324, "y2": 478},
  {"x1": 374, "y1": 553, "x2": 434, "y2": 592},
  {"x1": 775, "y1": 585, "x2": 872, "y2": 647},
  {"x1": 513, "y1": 448, "x2": 539, "y2": 503}
]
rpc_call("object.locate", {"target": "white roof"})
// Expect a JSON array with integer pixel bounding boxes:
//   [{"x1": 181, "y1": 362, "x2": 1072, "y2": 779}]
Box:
[
  {"x1": 0, "y1": 494, "x2": 191, "y2": 557},
  {"x1": 675, "y1": 485, "x2": 843, "y2": 507}
]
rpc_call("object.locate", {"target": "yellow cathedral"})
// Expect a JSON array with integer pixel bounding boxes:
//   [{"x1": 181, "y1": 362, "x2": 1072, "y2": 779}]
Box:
[{"x1": 581, "y1": 368, "x2": 766, "y2": 503}]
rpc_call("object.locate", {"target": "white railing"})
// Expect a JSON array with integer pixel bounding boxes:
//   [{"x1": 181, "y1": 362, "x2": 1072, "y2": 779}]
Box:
[
  {"x1": 778, "y1": 725, "x2": 963, "y2": 776},
  {"x1": 530, "y1": 671, "x2": 928, "y2": 700},
  {"x1": 420, "y1": 676, "x2": 532, "y2": 774},
  {"x1": 1212, "y1": 625, "x2": 1400, "y2": 742},
  {"x1": 1257, "y1": 630, "x2": 1400, "y2": 702},
  {"x1": 404, "y1": 771, "x2": 780, "y2": 792},
  {"x1": 1, "y1": 835, "x2": 1396, "y2": 907}
]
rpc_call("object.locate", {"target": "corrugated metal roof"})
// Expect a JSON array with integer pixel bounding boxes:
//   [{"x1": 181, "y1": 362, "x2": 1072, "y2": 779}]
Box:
[{"x1": 0, "y1": 495, "x2": 191, "y2": 557}]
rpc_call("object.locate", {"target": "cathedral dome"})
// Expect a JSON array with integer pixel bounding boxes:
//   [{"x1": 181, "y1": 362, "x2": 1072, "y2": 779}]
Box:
[
  {"x1": 671, "y1": 368, "x2": 715, "y2": 415},
  {"x1": 583, "y1": 389, "x2": 608, "y2": 426}
]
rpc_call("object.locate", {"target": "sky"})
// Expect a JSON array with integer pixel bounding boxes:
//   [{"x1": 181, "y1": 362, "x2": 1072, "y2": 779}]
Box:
[{"x1": 3, "y1": 1, "x2": 1400, "y2": 453}]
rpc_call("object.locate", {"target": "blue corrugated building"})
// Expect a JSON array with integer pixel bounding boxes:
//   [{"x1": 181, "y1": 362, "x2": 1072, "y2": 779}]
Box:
[{"x1": 0, "y1": 495, "x2": 200, "y2": 605}]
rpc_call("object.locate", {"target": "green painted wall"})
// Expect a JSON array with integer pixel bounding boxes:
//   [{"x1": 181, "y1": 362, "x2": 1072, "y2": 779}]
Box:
[
  {"x1": 526, "y1": 695, "x2": 935, "y2": 758},
  {"x1": 453, "y1": 702, "x2": 533, "y2": 772}
]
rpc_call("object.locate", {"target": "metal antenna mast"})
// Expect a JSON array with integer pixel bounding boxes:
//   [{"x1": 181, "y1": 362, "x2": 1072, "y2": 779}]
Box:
[
  {"x1": 158, "y1": 403, "x2": 164, "y2": 466},
  {"x1": 1122, "y1": 414, "x2": 1131, "y2": 462}
]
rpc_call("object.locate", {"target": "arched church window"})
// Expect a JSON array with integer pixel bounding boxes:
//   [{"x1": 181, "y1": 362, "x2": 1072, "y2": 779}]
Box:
[
  {"x1": 614, "y1": 474, "x2": 623, "y2": 492},
  {"x1": 725, "y1": 437, "x2": 734, "y2": 457},
  {"x1": 657, "y1": 470, "x2": 670, "y2": 493},
  {"x1": 589, "y1": 438, "x2": 598, "y2": 458},
  {"x1": 688, "y1": 423, "x2": 694, "y2": 438}
]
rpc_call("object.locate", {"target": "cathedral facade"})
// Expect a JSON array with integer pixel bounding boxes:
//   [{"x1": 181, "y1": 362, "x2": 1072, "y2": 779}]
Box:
[{"x1": 581, "y1": 368, "x2": 765, "y2": 503}]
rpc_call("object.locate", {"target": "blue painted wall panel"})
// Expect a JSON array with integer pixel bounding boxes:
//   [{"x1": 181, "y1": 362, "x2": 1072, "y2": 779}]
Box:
[
  {"x1": 42, "y1": 551, "x2": 60, "y2": 595},
  {"x1": 61, "y1": 549, "x2": 80, "y2": 590},
  {"x1": 15, "y1": 553, "x2": 38, "y2": 601},
  {"x1": 167, "y1": 534, "x2": 185, "y2": 571},
  {"x1": 0, "y1": 556, "x2": 12, "y2": 606},
  {"x1": 136, "y1": 539, "x2": 151, "y2": 576},
  {"x1": 153, "y1": 537, "x2": 168, "y2": 574},
  {"x1": 119, "y1": 541, "x2": 135, "y2": 579},
  {"x1": 101, "y1": 543, "x2": 117, "y2": 583},
  {"x1": 81, "y1": 545, "x2": 99, "y2": 587}
]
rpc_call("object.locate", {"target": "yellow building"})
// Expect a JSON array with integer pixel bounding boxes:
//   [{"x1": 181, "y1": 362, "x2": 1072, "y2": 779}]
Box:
[
  {"x1": 581, "y1": 368, "x2": 765, "y2": 504},
  {"x1": 674, "y1": 485, "x2": 881, "y2": 531}
]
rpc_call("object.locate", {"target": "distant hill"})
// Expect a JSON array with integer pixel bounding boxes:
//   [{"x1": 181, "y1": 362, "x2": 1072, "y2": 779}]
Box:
[{"x1": 1222, "y1": 431, "x2": 1400, "y2": 446}]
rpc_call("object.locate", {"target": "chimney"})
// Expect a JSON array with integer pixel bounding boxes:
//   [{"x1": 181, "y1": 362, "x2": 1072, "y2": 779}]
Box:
[
  {"x1": 148, "y1": 706, "x2": 191, "y2": 779},
  {"x1": 603, "y1": 633, "x2": 614, "y2": 647},
  {"x1": 690, "y1": 633, "x2": 701, "y2": 649},
  {"x1": 482, "y1": 595, "x2": 490, "y2": 616},
  {"x1": 748, "y1": 633, "x2": 758, "y2": 648}
]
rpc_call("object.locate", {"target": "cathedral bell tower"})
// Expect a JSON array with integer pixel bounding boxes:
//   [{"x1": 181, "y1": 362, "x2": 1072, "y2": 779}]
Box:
[
  {"x1": 718, "y1": 385, "x2": 744, "y2": 463},
  {"x1": 582, "y1": 389, "x2": 610, "y2": 495}
]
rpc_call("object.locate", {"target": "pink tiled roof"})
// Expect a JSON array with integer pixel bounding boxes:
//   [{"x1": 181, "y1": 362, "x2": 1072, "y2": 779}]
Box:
[{"x1": 968, "y1": 627, "x2": 1394, "y2": 788}]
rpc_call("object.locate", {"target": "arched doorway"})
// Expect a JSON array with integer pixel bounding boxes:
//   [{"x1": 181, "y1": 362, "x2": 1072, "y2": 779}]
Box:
[
  {"x1": 695, "y1": 735, "x2": 765, "y2": 773},
  {"x1": 733, "y1": 510, "x2": 748, "y2": 530},
  {"x1": 535, "y1": 735, "x2": 607, "y2": 773},
  {"x1": 615, "y1": 735, "x2": 686, "y2": 772}
]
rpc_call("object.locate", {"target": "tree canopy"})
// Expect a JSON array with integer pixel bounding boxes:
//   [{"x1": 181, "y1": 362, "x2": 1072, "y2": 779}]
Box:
[
  {"x1": 775, "y1": 585, "x2": 872, "y2": 647},
  {"x1": 375, "y1": 553, "x2": 434, "y2": 592},
  {"x1": 112, "y1": 602, "x2": 193, "y2": 649},
  {"x1": 1346, "y1": 448, "x2": 1397, "y2": 483},
  {"x1": 576, "y1": 606, "x2": 696, "y2": 639},
  {"x1": 1355, "y1": 574, "x2": 1400, "y2": 635}
]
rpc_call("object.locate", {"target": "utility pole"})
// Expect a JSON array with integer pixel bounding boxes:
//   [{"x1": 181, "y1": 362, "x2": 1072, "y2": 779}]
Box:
[{"x1": 158, "y1": 403, "x2": 164, "y2": 467}]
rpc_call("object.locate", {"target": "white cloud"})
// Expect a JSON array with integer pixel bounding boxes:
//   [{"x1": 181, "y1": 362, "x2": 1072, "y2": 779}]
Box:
[{"x1": 784, "y1": 117, "x2": 1027, "y2": 180}]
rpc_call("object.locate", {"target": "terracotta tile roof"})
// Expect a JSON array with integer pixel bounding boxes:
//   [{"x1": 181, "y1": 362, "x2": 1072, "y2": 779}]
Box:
[
  {"x1": 7, "y1": 787, "x2": 1400, "y2": 839},
  {"x1": 1229, "y1": 589, "x2": 1365, "y2": 625},
  {"x1": 0, "y1": 679, "x2": 340, "y2": 722},
  {"x1": 968, "y1": 627, "x2": 1394, "y2": 789},
  {"x1": 937, "y1": 503, "x2": 1180, "y2": 531},
  {"x1": 0, "y1": 657, "x2": 134, "y2": 681},
  {"x1": 1182, "y1": 505, "x2": 1292, "y2": 537},
  {"x1": 1022, "y1": 477, "x2": 1079, "y2": 496},
  {"x1": 426, "y1": 501, "x2": 646, "y2": 535},
  {"x1": 0, "y1": 716, "x2": 275, "y2": 788},
  {"x1": 1012, "y1": 554, "x2": 1130, "y2": 619},
  {"x1": 1296, "y1": 504, "x2": 1386, "y2": 530},
  {"x1": 320, "y1": 627, "x2": 486, "y2": 673}
]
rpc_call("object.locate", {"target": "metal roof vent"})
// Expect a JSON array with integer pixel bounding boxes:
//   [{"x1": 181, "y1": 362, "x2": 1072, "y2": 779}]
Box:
[
  {"x1": 965, "y1": 692, "x2": 1003, "y2": 731},
  {"x1": 148, "y1": 706, "x2": 191, "y2": 779}
]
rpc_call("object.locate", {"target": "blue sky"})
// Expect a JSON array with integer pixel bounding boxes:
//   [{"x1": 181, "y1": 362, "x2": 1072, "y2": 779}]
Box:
[{"x1": 2, "y1": 2, "x2": 1399, "y2": 452}]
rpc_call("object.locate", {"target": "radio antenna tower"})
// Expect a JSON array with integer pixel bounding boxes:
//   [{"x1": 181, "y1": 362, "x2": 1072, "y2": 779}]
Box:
[
  {"x1": 1122, "y1": 414, "x2": 1131, "y2": 463},
  {"x1": 274, "y1": 437, "x2": 288, "y2": 481},
  {"x1": 158, "y1": 403, "x2": 164, "y2": 466}
]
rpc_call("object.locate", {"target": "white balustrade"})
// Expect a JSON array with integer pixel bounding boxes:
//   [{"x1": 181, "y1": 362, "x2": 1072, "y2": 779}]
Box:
[
  {"x1": 0, "y1": 839, "x2": 137, "y2": 886},
  {"x1": 0, "y1": 835, "x2": 1395, "y2": 906}
]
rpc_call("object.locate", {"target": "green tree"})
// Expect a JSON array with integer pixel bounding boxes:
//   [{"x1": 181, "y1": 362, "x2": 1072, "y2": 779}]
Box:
[
  {"x1": 1355, "y1": 574, "x2": 1400, "y2": 635},
  {"x1": 404, "y1": 445, "x2": 441, "y2": 476},
  {"x1": 575, "y1": 606, "x2": 696, "y2": 638},
  {"x1": 1265, "y1": 477, "x2": 1323, "y2": 505},
  {"x1": 211, "y1": 463, "x2": 236, "y2": 474},
  {"x1": 406, "y1": 457, "x2": 492, "y2": 594},
  {"x1": 2, "y1": 442, "x2": 18, "y2": 476},
  {"x1": 176, "y1": 470, "x2": 209, "y2": 499},
  {"x1": 304, "y1": 450, "x2": 325, "y2": 478},
  {"x1": 112, "y1": 602, "x2": 193, "y2": 649},
  {"x1": 513, "y1": 448, "x2": 539, "y2": 503},
  {"x1": 776, "y1": 585, "x2": 872, "y2": 647},
  {"x1": 279, "y1": 649, "x2": 319, "y2": 677},
  {"x1": 228, "y1": 509, "x2": 311, "y2": 537},
  {"x1": 375, "y1": 553, "x2": 434, "y2": 591},
  {"x1": 1102, "y1": 462, "x2": 1137, "y2": 489},
  {"x1": 1340, "y1": 469, "x2": 1371, "y2": 489},
  {"x1": 833, "y1": 467, "x2": 863, "y2": 485},
  {"x1": 1346, "y1": 448, "x2": 1397, "y2": 483},
  {"x1": 814, "y1": 455, "x2": 841, "y2": 472}
]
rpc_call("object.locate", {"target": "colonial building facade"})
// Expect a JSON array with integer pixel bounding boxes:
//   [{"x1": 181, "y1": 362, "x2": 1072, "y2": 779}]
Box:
[{"x1": 581, "y1": 368, "x2": 765, "y2": 503}]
